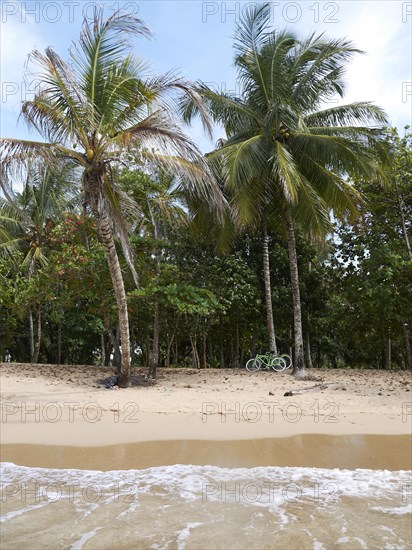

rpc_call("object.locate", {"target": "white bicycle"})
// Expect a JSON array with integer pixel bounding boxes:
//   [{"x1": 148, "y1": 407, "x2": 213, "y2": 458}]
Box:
[{"x1": 246, "y1": 353, "x2": 292, "y2": 372}]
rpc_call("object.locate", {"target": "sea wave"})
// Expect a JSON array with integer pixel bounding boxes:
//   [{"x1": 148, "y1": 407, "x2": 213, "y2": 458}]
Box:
[{"x1": 1, "y1": 462, "x2": 411, "y2": 550}]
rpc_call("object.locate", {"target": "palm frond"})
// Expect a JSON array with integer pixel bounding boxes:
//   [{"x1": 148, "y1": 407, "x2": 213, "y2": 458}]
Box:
[
  {"x1": 142, "y1": 151, "x2": 228, "y2": 222},
  {"x1": 25, "y1": 48, "x2": 90, "y2": 145},
  {"x1": 101, "y1": 172, "x2": 140, "y2": 286},
  {"x1": 305, "y1": 102, "x2": 388, "y2": 127},
  {"x1": 72, "y1": 6, "x2": 152, "y2": 124},
  {"x1": 234, "y1": 3, "x2": 273, "y2": 107},
  {"x1": 234, "y1": 3, "x2": 271, "y2": 58},
  {"x1": 292, "y1": 36, "x2": 362, "y2": 108}
]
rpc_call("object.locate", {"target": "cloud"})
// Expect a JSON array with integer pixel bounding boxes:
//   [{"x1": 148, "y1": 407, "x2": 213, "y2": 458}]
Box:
[
  {"x1": 333, "y1": 1, "x2": 411, "y2": 128},
  {"x1": 0, "y1": 13, "x2": 47, "y2": 121}
]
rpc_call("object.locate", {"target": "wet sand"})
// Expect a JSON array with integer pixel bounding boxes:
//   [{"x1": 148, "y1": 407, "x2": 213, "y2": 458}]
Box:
[{"x1": 2, "y1": 434, "x2": 411, "y2": 471}]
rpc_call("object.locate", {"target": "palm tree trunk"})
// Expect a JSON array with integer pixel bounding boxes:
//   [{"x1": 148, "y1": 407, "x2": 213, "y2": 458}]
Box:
[
  {"x1": 148, "y1": 300, "x2": 160, "y2": 379},
  {"x1": 29, "y1": 308, "x2": 34, "y2": 362},
  {"x1": 262, "y1": 226, "x2": 278, "y2": 355},
  {"x1": 98, "y1": 208, "x2": 131, "y2": 386},
  {"x1": 29, "y1": 305, "x2": 41, "y2": 363},
  {"x1": 305, "y1": 329, "x2": 314, "y2": 369},
  {"x1": 283, "y1": 208, "x2": 305, "y2": 378}
]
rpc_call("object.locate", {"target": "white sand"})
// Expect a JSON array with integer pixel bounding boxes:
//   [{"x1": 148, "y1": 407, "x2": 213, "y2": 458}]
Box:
[{"x1": 1, "y1": 364, "x2": 411, "y2": 446}]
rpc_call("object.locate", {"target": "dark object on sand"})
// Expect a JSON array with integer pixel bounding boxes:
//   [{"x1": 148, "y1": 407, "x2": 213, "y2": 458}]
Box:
[{"x1": 105, "y1": 375, "x2": 118, "y2": 389}]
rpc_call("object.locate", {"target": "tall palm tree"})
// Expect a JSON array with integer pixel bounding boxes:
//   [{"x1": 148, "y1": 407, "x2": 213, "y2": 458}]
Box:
[
  {"x1": 183, "y1": 3, "x2": 390, "y2": 377},
  {"x1": 0, "y1": 164, "x2": 73, "y2": 362},
  {"x1": 0, "y1": 9, "x2": 223, "y2": 385}
]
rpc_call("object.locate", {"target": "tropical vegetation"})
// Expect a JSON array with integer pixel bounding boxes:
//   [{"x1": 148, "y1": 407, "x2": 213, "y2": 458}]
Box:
[{"x1": 1, "y1": 6, "x2": 411, "y2": 378}]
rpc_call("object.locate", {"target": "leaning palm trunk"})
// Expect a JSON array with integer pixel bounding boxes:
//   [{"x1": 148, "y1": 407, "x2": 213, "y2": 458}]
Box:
[
  {"x1": 283, "y1": 208, "x2": 305, "y2": 378},
  {"x1": 98, "y1": 207, "x2": 131, "y2": 386},
  {"x1": 262, "y1": 226, "x2": 277, "y2": 355}
]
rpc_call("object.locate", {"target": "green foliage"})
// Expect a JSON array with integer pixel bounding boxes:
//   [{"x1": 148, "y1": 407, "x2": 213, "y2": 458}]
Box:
[{"x1": 0, "y1": 3, "x2": 408, "y2": 371}]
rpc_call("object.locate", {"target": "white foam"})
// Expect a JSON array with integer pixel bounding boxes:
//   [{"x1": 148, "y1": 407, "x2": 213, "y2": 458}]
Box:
[
  {"x1": 1, "y1": 462, "x2": 410, "y2": 502},
  {"x1": 372, "y1": 504, "x2": 412, "y2": 515},
  {"x1": 0, "y1": 501, "x2": 49, "y2": 523},
  {"x1": 71, "y1": 527, "x2": 101, "y2": 550},
  {"x1": 176, "y1": 522, "x2": 203, "y2": 550},
  {"x1": 1, "y1": 462, "x2": 410, "y2": 550}
]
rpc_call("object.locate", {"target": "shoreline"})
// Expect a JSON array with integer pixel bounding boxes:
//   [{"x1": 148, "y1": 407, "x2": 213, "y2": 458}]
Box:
[
  {"x1": 2, "y1": 409, "x2": 411, "y2": 447},
  {"x1": 2, "y1": 434, "x2": 412, "y2": 470}
]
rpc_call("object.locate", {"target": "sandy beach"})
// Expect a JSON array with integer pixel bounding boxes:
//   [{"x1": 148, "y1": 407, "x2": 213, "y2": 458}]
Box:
[
  {"x1": 1, "y1": 363, "x2": 411, "y2": 448},
  {"x1": 1, "y1": 364, "x2": 411, "y2": 550}
]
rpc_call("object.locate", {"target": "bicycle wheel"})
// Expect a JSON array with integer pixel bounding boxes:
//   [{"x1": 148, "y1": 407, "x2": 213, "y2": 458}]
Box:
[
  {"x1": 281, "y1": 354, "x2": 292, "y2": 370},
  {"x1": 246, "y1": 358, "x2": 261, "y2": 372},
  {"x1": 271, "y1": 357, "x2": 286, "y2": 372}
]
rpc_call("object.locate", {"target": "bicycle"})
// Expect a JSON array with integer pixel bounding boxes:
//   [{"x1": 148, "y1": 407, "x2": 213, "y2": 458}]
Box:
[{"x1": 245, "y1": 353, "x2": 292, "y2": 372}]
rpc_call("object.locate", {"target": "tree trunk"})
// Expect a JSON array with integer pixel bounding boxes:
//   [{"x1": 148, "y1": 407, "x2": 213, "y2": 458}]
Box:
[
  {"x1": 57, "y1": 321, "x2": 62, "y2": 364},
  {"x1": 305, "y1": 260, "x2": 313, "y2": 369},
  {"x1": 108, "y1": 326, "x2": 122, "y2": 373},
  {"x1": 175, "y1": 338, "x2": 178, "y2": 367},
  {"x1": 230, "y1": 339, "x2": 235, "y2": 369},
  {"x1": 202, "y1": 334, "x2": 207, "y2": 369},
  {"x1": 384, "y1": 338, "x2": 392, "y2": 370},
  {"x1": 219, "y1": 316, "x2": 225, "y2": 369},
  {"x1": 235, "y1": 322, "x2": 240, "y2": 368},
  {"x1": 148, "y1": 301, "x2": 160, "y2": 379},
  {"x1": 305, "y1": 329, "x2": 313, "y2": 369},
  {"x1": 29, "y1": 308, "x2": 34, "y2": 362},
  {"x1": 166, "y1": 320, "x2": 179, "y2": 368},
  {"x1": 30, "y1": 305, "x2": 41, "y2": 364},
  {"x1": 240, "y1": 347, "x2": 244, "y2": 369},
  {"x1": 145, "y1": 336, "x2": 151, "y2": 369},
  {"x1": 402, "y1": 322, "x2": 412, "y2": 371},
  {"x1": 262, "y1": 226, "x2": 278, "y2": 354},
  {"x1": 396, "y1": 182, "x2": 412, "y2": 260},
  {"x1": 190, "y1": 334, "x2": 200, "y2": 369},
  {"x1": 283, "y1": 209, "x2": 305, "y2": 378},
  {"x1": 98, "y1": 208, "x2": 131, "y2": 386},
  {"x1": 166, "y1": 333, "x2": 174, "y2": 368},
  {"x1": 208, "y1": 335, "x2": 214, "y2": 367},
  {"x1": 100, "y1": 333, "x2": 106, "y2": 367}
]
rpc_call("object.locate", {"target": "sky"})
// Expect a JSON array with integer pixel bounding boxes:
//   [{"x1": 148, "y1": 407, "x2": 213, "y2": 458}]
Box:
[{"x1": 1, "y1": 0, "x2": 411, "y2": 154}]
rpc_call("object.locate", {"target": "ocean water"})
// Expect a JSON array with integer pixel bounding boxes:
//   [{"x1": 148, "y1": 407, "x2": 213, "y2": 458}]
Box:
[{"x1": 1, "y1": 462, "x2": 411, "y2": 549}]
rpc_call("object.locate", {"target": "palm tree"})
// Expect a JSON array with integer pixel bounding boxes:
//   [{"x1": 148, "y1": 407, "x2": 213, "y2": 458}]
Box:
[
  {"x1": 0, "y1": 164, "x2": 73, "y2": 362},
  {"x1": 183, "y1": 3, "x2": 390, "y2": 377},
  {"x1": 0, "y1": 9, "x2": 223, "y2": 385}
]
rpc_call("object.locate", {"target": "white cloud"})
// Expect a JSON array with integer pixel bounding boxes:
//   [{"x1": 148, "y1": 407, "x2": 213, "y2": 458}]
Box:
[
  {"x1": 331, "y1": 1, "x2": 411, "y2": 128},
  {"x1": 0, "y1": 14, "x2": 47, "y2": 121}
]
